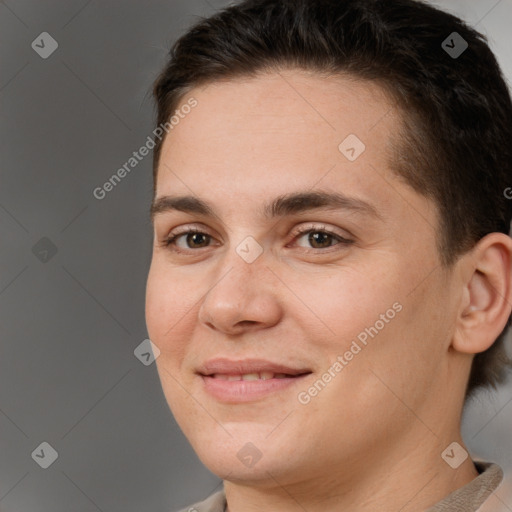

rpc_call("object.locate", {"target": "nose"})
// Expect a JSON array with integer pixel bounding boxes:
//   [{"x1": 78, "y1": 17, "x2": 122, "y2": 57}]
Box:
[{"x1": 197, "y1": 247, "x2": 283, "y2": 336}]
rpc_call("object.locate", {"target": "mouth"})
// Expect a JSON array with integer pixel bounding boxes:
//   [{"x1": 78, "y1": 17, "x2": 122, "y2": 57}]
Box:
[
  {"x1": 207, "y1": 371, "x2": 306, "y2": 380},
  {"x1": 197, "y1": 358, "x2": 312, "y2": 403}
]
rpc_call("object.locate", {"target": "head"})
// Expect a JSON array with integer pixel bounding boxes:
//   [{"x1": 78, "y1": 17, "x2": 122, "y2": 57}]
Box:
[{"x1": 145, "y1": 0, "x2": 512, "y2": 488}]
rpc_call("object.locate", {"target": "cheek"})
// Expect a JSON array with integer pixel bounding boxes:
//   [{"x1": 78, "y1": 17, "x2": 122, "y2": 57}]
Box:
[
  {"x1": 348, "y1": 277, "x2": 453, "y2": 411},
  {"x1": 283, "y1": 264, "x2": 403, "y2": 352},
  {"x1": 145, "y1": 266, "x2": 198, "y2": 417},
  {"x1": 301, "y1": 261, "x2": 445, "y2": 389},
  {"x1": 145, "y1": 264, "x2": 193, "y2": 363},
  {"x1": 145, "y1": 266, "x2": 168, "y2": 339}
]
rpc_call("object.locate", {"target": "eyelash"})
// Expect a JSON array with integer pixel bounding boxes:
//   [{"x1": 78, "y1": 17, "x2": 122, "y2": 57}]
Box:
[{"x1": 160, "y1": 224, "x2": 354, "y2": 254}]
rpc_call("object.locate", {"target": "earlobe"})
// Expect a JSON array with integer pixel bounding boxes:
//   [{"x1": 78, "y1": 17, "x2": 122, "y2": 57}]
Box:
[{"x1": 453, "y1": 233, "x2": 512, "y2": 355}]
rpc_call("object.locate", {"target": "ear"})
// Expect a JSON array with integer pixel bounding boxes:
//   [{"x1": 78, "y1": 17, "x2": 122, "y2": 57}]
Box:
[{"x1": 452, "y1": 232, "x2": 512, "y2": 355}]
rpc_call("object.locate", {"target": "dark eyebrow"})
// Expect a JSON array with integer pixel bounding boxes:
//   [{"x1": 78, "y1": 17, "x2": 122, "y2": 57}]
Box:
[{"x1": 150, "y1": 190, "x2": 382, "y2": 222}]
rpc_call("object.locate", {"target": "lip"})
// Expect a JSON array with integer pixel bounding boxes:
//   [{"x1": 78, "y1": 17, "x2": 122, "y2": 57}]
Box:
[
  {"x1": 197, "y1": 358, "x2": 312, "y2": 403},
  {"x1": 197, "y1": 358, "x2": 311, "y2": 376}
]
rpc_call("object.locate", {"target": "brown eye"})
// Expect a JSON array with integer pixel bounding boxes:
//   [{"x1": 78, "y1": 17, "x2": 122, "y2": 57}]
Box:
[
  {"x1": 184, "y1": 232, "x2": 210, "y2": 248},
  {"x1": 307, "y1": 231, "x2": 336, "y2": 249},
  {"x1": 293, "y1": 226, "x2": 353, "y2": 251},
  {"x1": 163, "y1": 229, "x2": 213, "y2": 250}
]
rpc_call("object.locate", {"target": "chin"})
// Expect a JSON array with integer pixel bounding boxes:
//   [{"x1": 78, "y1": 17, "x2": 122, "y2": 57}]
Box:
[{"x1": 202, "y1": 454, "x2": 290, "y2": 486}]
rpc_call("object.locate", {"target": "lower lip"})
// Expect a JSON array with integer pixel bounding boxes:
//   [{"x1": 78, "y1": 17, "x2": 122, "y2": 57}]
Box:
[{"x1": 200, "y1": 374, "x2": 310, "y2": 403}]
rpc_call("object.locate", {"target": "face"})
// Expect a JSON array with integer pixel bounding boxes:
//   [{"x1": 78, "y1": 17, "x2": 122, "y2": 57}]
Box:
[{"x1": 145, "y1": 70, "x2": 462, "y2": 488}]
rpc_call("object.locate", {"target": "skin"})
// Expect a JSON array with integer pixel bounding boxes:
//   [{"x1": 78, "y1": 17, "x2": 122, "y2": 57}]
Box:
[{"x1": 145, "y1": 69, "x2": 512, "y2": 512}]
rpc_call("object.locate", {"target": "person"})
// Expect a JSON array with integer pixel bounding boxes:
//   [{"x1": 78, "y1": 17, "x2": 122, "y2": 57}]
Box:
[{"x1": 144, "y1": 0, "x2": 512, "y2": 510}]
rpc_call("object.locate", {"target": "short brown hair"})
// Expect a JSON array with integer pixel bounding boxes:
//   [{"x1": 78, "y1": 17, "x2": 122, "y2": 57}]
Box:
[{"x1": 151, "y1": 0, "x2": 512, "y2": 399}]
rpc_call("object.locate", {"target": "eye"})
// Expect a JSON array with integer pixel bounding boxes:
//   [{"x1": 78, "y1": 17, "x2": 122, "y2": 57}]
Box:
[
  {"x1": 160, "y1": 224, "x2": 354, "y2": 255},
  {"x1": 290, "y1": 224, "x2": 354, "y2": 251},
  {"x1": 162, "y1": 227, "x2": 213, "y2": 251}
]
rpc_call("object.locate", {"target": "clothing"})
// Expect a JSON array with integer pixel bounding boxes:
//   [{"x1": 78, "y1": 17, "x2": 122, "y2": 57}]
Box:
[
  {"x1": 426, "y1": 462, "x2": 504, "y2": 511},
  {"x1": 176, "y1": 461, "x2": 506, "y2": 512}
]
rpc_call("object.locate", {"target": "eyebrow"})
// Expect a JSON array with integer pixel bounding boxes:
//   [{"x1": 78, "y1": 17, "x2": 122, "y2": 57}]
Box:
[{"x1": 150, "y1": 190, "x2": 382, "y2": 223}]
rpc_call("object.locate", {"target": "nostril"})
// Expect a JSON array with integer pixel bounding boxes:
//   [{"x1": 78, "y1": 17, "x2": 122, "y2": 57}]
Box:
[{"x1": 237, "y1": 320, "x2": 258, "y2": 327}]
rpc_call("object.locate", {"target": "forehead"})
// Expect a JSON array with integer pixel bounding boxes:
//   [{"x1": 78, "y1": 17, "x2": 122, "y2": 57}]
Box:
[
  {"x1": 155, "y1": 69, "x2": 434, "y2": 228},
  {"x1": 159, "y1": 70, "x2": 398, "y2": 174}
]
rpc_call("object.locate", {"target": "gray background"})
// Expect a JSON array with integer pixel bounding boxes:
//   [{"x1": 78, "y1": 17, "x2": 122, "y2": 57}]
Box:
[{"x1": 1, "y1": 1, "x2": 511, "y2": 510}]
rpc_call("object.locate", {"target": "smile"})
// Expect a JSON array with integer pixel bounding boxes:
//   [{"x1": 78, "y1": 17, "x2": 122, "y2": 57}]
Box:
[{"x1": 197, "y1": 358, "x2": 312, "y2": 402}]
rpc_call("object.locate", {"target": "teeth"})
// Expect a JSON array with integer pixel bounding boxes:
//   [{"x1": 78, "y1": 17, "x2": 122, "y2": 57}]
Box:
[
  {"x1": 210, "y1": 372, "x2": 293, "y2": 380},
  {"x1": 241, "y1": 373, "x2": 260, "y2": 381}
]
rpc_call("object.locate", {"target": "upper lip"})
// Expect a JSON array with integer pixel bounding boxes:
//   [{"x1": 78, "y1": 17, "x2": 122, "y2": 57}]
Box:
[{"x1": 197, "y1": 358, "x2": 312, "y2": 376}]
